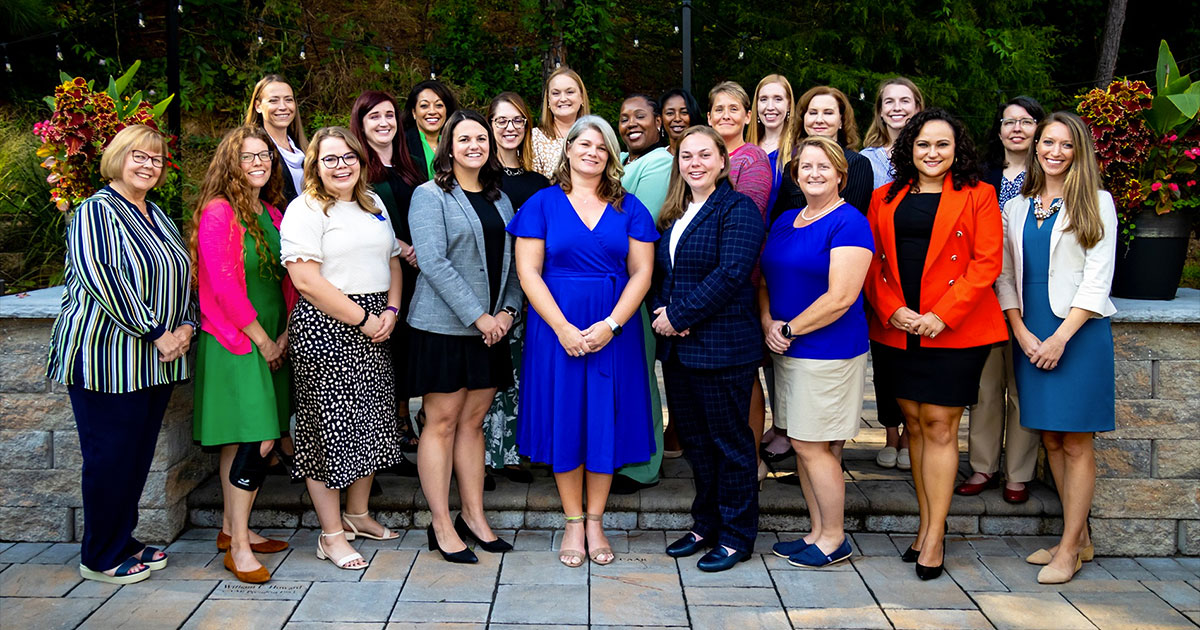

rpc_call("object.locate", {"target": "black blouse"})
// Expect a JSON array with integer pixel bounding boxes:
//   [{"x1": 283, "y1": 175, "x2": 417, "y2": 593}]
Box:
[
  {"x1": 464, "y1": 190, "x2": 505, "y2": 311},
  {"x1": 500, "y1": 168, "x2": 551, "y2": 212},
  {"x1": 770, "y1": 147, "x2": 875, "y2": 226}
]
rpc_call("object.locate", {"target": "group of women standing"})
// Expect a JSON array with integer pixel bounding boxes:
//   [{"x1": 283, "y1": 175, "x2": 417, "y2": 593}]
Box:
[{"x1": 48, "y1": 65, "x2": 1117, "y2": 586}]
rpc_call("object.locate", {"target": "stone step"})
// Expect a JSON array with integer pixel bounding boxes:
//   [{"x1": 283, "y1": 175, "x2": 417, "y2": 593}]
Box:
[{"x1": 187, "y1": 444, "x2": 1064, "y2": 537}]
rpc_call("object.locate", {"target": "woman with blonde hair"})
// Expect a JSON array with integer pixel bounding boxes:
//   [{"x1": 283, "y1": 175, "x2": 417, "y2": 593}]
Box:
[
  {"x1": 48, "y1": 124, "x2": 194, "y2": 585},
  {"x1": 510, "y1": 115, "x2": 658, "y2": 567},
  {"x1": 747, "y1": 74, "x2": 795, "y2": 213},
  {"x1": 245, "y1": 74, "x2": 308, "y2": 203},
  {"x1": 997, "y1": 112, "x2": 1117, "y2": 584},
  {"x1": 190, "y1": 126, "x2": 294, "y2": 583},
  {"x1": 280, "y1": 127, "x2": 405, "y2": 570},
  {"x1": 531, "y1": 66, "x2": 591, "y2": 177}
]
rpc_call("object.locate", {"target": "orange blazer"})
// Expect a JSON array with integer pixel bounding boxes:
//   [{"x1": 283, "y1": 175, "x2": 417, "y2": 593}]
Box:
[{"x1": 864, "y1": 175, "x2": 1008, "y2": 350}]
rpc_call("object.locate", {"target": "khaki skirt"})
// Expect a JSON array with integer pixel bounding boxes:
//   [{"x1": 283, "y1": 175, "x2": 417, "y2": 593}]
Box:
[{"x1": 772, "y1": 353, "x2": 866, "y2": 442}]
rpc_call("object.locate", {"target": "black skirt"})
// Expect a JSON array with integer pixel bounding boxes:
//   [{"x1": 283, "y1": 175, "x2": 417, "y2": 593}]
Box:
[
  {"x1": 407, "y1": 328, "x2": 515, "y2": 395},
  {"x1": 872, "y1": 341, "x2": 990, "y2": 408}
]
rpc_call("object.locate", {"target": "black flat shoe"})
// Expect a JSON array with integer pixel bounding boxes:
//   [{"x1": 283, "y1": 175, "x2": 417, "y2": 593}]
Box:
[
  {"x1": 427, "y1": 524, "x2": 478, "y2": 564},
  {"x1": 610, "y1": 474, "x2": 659, "y2": 495},
  {"x1": 666, "y1": 532, "x2": 714, "y2": 558},
  {"x1": 697, "y1": 546, "x2": 751, "y2": 572},
  {"x1": 901, "y1": 546, "x2": 919, "y2": 563},
  {"x1": 496, "y1": 466, "x2": 534, "y2": 484},
  {"x1": 484, "y1": 474, "x2": 496, "y2": 492},
  {"x1": 454, "y1": 514, "x2": 512, "y2": 553}
]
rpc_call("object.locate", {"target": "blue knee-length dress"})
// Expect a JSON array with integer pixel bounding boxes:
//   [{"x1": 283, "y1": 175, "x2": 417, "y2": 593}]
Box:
[
  {"x1": 1013, "y1": 209, "x2": 1115, "y2": 432},
  {"x1": 507, "y1": 186, "x2": 660, "y2": 473}
]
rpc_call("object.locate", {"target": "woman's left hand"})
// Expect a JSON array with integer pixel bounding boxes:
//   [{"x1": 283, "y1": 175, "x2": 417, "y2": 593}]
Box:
[
  {"x1": 910, "y1": 312, "x2": 946, "y2": 338},
  {"x1": 1029, "y1": 332, "x2": 1066, "y2": 370},
  {"x1": 399, "y1": 240, "x2": 419, "y2": 268},
  {"x1": 763, "y1": 321, "x2": 792, "y2": 355},
  {"x1": 492, "y1": 311, "x2": 514, "y2": 343},
  {"x1": 275, "y1": 330, "x2": 289, "y2": 357},
  {"x1": 581, "y1": 321, "x2": 615, "y2": 352},
  {"x1": 371, "y1": 310, "x2": 396, "y2": 343}
]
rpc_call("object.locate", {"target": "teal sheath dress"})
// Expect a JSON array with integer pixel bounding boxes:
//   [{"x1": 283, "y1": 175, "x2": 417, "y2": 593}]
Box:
[{"x1": 194, "y1": 210, "x2": 292, "y2": 446}]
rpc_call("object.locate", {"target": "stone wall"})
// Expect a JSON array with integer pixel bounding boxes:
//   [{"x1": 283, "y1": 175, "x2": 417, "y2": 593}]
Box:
[{"x1": 0, "y1": 287, "x2": 215, "y2": 544}]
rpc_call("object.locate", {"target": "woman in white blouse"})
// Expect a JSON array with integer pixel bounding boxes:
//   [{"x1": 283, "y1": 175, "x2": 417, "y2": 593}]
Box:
[{"x1": 280, "y1": 127, "x2": 405, "y2": 571}]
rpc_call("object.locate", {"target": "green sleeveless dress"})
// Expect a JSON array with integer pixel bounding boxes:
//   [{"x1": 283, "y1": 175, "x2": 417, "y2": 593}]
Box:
[{"x1": 193, "y1": 209, "x2": 292, "y2": 446}]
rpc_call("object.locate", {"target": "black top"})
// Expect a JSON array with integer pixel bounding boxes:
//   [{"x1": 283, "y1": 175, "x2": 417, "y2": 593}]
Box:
[
  {"x1": 500, "y1": 168, "x2": 551, "y2": 211},
  {"x1": 375, "y1": 167, "x2": 420, "y2": 317},
  {"x1": 770, "y1": 147, "x2": 874, "y2": 226},
  {"x1": 894, "y1": 192, "x2": 940, "y2": 349},
  {"x1": 464, "y1": 190, "x2": 505, "y2": 311}
]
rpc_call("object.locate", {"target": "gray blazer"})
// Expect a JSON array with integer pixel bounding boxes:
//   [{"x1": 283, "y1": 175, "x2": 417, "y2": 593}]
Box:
[{"x1": 407, "y1": 180, "x2": 523, "y2": 335}]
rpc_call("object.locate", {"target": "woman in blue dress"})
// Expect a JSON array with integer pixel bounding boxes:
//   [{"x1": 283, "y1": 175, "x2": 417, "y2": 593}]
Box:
[
  {"x1": 996, "y1": 112, "x2": 1117, "y2": 585},
  {"x1": 508, "y1": 115, "x2": 658, "y2": 568}
]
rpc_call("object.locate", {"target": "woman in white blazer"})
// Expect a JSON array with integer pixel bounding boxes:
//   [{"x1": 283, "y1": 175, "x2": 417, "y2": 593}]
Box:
[{"x1": 995, "y1": 112, "x2": 1117, "y2": 586}]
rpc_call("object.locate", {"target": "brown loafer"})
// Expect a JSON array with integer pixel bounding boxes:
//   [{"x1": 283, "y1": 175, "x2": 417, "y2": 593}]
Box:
[
  {"x1": 217, "y1": 531, "x2": 290, "y2": 554},
  {"x1": 954, "y1": 473, "x2": 1000, "y2": 496},
  {"x1": 1003, "y1": 484, "x2": 1030, "y2": 504}
]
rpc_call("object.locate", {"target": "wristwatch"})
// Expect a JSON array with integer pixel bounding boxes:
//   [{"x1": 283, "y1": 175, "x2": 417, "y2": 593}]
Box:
[
  {"x1": 780, "y1": 323, "x2": 796, "y2": 339},
  {"x1": 502, "y1": 306, "x2": 519, "y2": 319},
  {"x1": 604, "y1": 316, "x2": 623, "y2": 336}
]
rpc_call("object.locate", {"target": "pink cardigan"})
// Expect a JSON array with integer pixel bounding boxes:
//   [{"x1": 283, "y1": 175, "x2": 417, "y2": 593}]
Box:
[{"x1": 196, "y1": 199, "x2": 295, "y2": 354}]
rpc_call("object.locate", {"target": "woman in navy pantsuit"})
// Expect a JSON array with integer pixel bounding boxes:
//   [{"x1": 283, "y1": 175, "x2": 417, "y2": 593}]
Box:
[{"x1": 653, "y1": 126, "x2": 766, "y2": 573}]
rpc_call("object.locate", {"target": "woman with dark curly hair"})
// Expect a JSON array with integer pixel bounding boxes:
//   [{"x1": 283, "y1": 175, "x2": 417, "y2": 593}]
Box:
[{"x1": 864, "y1": 109, "x2": 1007, "y2": 580}]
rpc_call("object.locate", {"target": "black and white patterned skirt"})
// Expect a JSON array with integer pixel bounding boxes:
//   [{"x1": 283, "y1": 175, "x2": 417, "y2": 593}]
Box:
[{"x1": 288, "y1": 293, "x2": 401, "y2": 489}]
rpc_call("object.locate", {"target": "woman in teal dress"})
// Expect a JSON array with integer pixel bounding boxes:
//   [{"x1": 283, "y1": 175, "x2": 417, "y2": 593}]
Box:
[
  {"x1": 996, "y1": 112, "x2": 1117, "y2": 585},
  {"x1": 191, "y1": 126, "x2": 295, "y2": 584}
]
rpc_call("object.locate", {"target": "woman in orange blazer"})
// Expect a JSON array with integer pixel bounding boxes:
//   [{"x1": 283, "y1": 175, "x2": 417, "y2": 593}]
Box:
[{"x1": 864, "y1": 109, "x2": 1007, "y2": 581}]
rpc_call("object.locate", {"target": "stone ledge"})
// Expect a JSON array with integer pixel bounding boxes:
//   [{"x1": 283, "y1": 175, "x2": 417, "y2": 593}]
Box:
[
  {"x1": 1112, "y1": 288, "x2": 1200, "y2": 323},
  {"x1": 0, "y1": 286, "x2": 63, "y2": 319}
]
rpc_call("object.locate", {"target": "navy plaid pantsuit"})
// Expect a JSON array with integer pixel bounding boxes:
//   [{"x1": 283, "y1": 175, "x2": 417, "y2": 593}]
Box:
[{"x1": 654, "y1": 180, "x2": 766, "y2": 554}]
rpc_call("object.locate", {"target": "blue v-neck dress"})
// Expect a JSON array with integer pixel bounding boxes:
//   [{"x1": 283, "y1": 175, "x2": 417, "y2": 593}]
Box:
[
  {"x1": 1013, "y1": 207, "x2": 1114, "y2": 433},
  {"x1": 506, "y1": 186, "x2": 660, "y2": 473}
]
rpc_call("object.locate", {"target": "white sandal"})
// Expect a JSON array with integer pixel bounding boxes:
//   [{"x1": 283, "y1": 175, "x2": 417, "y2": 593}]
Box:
[
  {"x1": 342, "y1": 511, "x2": 398, "y2": 541},
  {"x1": 316, "y1": 530, "x2": 368, "y2": 570}
]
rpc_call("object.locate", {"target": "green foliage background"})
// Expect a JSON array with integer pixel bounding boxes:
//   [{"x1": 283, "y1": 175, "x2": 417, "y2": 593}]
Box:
[{"x1": 0, "y1": 0, "x2": 1193, "y2": 291}]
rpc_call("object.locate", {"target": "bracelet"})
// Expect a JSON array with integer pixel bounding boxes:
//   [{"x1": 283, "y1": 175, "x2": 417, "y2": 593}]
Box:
[
  {"x1": 356, "y1": 308, "x2": 370, "y2": 328},
  {"x1": 384, "y1": 306, "x2": 399, "y2": 317}
]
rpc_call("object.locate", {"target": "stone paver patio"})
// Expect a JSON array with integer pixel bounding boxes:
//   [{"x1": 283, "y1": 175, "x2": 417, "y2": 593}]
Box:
[{"x1": 2, "y1": 528, "x2": 1198, "y2": 629}]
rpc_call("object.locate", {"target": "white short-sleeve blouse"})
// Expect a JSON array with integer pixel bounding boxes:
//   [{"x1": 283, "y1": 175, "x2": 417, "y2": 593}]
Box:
[{"x1": 280, "y1": 191, "x2": 401, "y2": 294}]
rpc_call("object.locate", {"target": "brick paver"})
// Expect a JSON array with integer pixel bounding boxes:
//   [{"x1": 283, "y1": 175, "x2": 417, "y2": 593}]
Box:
[{"x1": 2, "y1": 529, "x2": 1197, "y2": 629}]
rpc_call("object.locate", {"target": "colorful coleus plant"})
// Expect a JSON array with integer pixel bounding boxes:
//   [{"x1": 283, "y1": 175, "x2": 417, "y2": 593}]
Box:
[{"x1": 32, "y1": 60, "x2": 175, "y2": 212}]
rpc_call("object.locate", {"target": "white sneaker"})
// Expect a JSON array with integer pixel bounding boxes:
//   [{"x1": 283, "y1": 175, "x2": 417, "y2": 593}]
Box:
[
  {"x1": 875, "y1": 446, "x2": 898, "y2": 468},
  {"x1": 897, "y1": 448, "x2": 911, "y2": 470}
]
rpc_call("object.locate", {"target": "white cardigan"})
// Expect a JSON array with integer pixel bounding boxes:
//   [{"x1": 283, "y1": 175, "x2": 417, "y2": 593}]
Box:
[{"x1": 996, "y1": 191, "x2": 1118, "y2": 319}]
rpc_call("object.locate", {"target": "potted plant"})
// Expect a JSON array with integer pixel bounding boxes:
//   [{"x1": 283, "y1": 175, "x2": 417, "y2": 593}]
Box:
[{"x1": 1077, "y1": 40, "x2": 1199, "y2": 300}]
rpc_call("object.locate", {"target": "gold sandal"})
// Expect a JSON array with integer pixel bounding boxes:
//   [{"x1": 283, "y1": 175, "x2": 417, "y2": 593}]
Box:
[
  {"x1": 586, "y1": 513, "x2": 614, "y2": 566},
  {"x1": 559, "y1": 515, "x2": 586, "y2": 568}
]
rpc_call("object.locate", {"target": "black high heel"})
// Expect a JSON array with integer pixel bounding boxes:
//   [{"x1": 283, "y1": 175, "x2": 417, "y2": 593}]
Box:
[
  {"x1": 427, "y1": 524, "x2": 478, "y2": 564},
  {"x1": 454, "y1": 514, "x2": 512, "y2": 553},
  {"x1": 901, "y1": 546, "x2": 919, "y2": 563},
  {"x1": 915, "y1": 537, "x2": 944, "y2": 580}
]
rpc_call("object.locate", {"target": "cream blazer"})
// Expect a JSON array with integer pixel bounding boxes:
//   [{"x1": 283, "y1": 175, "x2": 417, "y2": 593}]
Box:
[{"x1": 996, "y1": 191, "x2": 1118, "y2": 319}]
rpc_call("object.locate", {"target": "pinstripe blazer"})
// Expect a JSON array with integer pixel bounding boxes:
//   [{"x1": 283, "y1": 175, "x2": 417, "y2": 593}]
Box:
[
  {"x1": 653, "y1": 181, "x2": 765, "y2": 369},
  {"x1": 406, "y1": 180, "x2": 522, "y2": 336},
  {"x1": 46, "y1": 186, "x2": 196, "y2": 393}
]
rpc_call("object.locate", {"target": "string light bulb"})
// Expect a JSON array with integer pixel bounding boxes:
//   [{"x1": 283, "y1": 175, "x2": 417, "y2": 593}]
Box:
[
  {"x1": 138, "y1": 12, "x2": 145, "y2": 28},
  {"x1": 177, "y1": 2, "x2": 183, "y2": 14},
  {"x1": 384, "y1": 46, "x2": 391, "y2": 72},
  {"x1": 3, "y1": 46, "x2": 10, "y2": 73},
  {"x1": 514, "y1": 62, "x2": 520, "y2": 72},
  {"x1": 56, "y1": 43, "x2": 63, "y2": 62},
  {"x1": 633, "y1": 36, "x2": 639, "y2": 48},
  {"x1": 299, "y1": 42, "x2": 306, "y2": 60},
  {"x1": 859, "y1": 86, "x2": 866, "y2": 101},
  {"x1": 256, "y1": 26, "x2": 263, "y2": 46}
]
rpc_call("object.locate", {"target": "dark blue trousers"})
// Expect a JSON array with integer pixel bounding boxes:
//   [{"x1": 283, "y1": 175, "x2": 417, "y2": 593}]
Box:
[
  {"x1": 68, "y1": 363, "x2": 173, "y2": 572},
  {"x1": 662, "y1": 360, "x2": 759, "y2": 553}
]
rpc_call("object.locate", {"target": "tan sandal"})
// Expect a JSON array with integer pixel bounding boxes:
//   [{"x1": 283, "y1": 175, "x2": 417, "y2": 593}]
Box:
[
  {"x1": 559, "y1": 515, "x2": 586, "y2": 568},
  {"x1": 342, "y1": 511, "x2": 399, "y2": 541},
  {"x1": 316, "y1": 530, "x2": 368, "y2": 570},
  {"x1": 586, "y1": 513, "x2": 614, "y2": 566}
]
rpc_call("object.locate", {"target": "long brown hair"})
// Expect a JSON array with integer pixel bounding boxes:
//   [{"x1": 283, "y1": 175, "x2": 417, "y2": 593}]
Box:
[
  {"x1": 862, "y1": 77, "x2": 925, "y2": 149},
  {"x1": 554, "y1": 115, "x2": 626, "y2": 211},
  {"x1": 350, "y1": 90, "x2": 423, "y2": 187},
  {"x1": 189, "y1": 126, "x2": 286, "y2": 284},
  {"x1": 539, "y1": 67, "x2": 591, "y2": 139},
  {"x1": 432, "y1": 110, "x2": 504, "y2": 202},
  {"x1": 1021, "y1": 111, "x2": 1105, "y2": 250},
  {"x1": 658, "y1": 126, "x2": 730, "y2": 231},
  {"x1": 244, "y1": 74, "x2": 309, "y2": 151},
  {"x1": 791, "y1": 86, "x2": 861, "y2": 151},
  {"x1": 488, "y1": 92, "x2": 536, "y2": 171},
  {"x1": 302, "y1": 127, "x2": 381, "y2": 215},
  {"x1": 747, "y1": 74, "x2": 795, "y2": 166}
]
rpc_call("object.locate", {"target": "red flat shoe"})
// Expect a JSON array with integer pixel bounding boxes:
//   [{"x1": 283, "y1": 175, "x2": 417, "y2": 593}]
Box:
[
  {"x1": 1002, "y1": 484, "x2": 1030, "y2": 504},
  {"x1": 954, "y1": 473, "x2": 1000, "y2": 496}
]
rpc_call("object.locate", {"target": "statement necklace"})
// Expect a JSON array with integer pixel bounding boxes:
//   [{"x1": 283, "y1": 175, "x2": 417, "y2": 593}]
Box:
[
  {"x1": 1033, "y1": 195, "x2": 1063, "y2": 220},
  {"x1": 800, "y1": 197, "x2": 844, "y2": 222}
]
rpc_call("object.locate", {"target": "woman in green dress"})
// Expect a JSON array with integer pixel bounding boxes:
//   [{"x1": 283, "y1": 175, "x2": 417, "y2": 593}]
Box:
[{"x1": 190, "y1": 126, "x2": 294, "y2": 584}]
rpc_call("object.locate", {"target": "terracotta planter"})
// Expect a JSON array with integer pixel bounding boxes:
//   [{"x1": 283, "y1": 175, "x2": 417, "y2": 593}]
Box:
[{"x1": 1111, "y1": 209, "x2": 1194, "y2": 300}]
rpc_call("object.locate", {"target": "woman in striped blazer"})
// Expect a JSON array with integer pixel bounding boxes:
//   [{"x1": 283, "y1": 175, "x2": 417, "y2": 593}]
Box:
[{"x1": 47, "y1": 125, "x2": 197, "y2": 586}]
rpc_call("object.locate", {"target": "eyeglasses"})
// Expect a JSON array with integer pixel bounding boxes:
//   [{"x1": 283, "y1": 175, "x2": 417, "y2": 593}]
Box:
[
  {"x1": 239, "y1": 150, "x2": 274, "y2": 163},
  {"x1": 130, "y1": 149, "x2": 165, "y2": 168},
  {"x1": 319, "y1": 153, "x2": 359, "y2": 168},
  {"x1": 492, "y1": 117, "x2": 527, "y2": 130},
  {"x1": 1000, "y1": 118, "x2": 1037, "y2": 130}
]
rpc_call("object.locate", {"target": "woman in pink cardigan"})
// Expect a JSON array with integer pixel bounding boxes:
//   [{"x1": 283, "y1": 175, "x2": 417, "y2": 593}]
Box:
[{"x1": 189, "y1": 126, "x2": 297, "y2": 584}]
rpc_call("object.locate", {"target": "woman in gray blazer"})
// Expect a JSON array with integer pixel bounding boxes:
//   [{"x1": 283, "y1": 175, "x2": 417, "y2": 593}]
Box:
[{"x1": 408, "y1": 110, "x2": 523, "y2": 563}]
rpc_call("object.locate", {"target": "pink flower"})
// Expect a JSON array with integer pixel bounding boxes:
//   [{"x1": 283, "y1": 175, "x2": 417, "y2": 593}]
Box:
[
  {"x1": 1188, "y1": 180, "x2": 1197, "y2": 187},
  {"x1": 1168, "y1": 133, "x2": 1178, "y2": 141},
  {"x1": 1169, "y1": 183, "x2": 1180, "y2": 192},
  {"x1": 1151, "y1": 182, "x2": 1162, "y2": 191}
]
